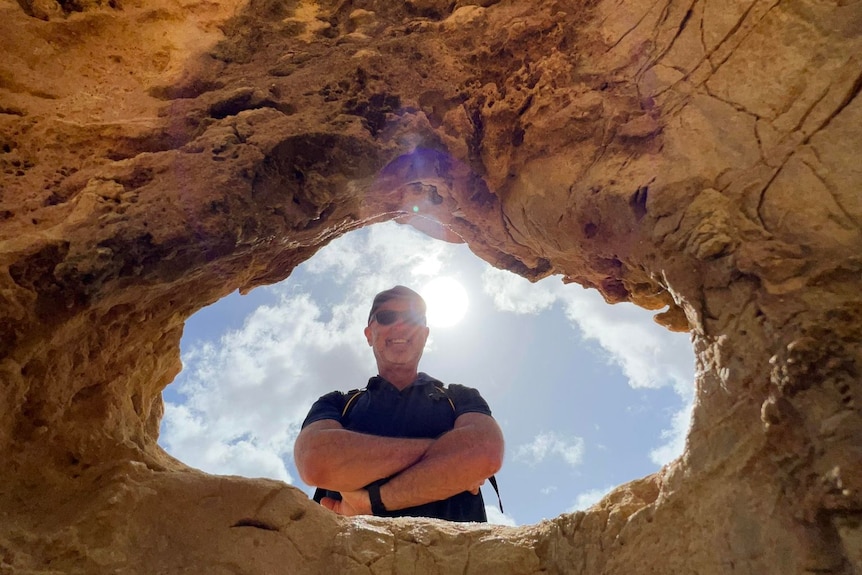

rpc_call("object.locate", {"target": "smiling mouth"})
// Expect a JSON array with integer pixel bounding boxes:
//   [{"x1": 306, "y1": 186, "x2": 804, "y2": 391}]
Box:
[{"x1": 387, "y1": 338, "x2": 410, "y2": 344}]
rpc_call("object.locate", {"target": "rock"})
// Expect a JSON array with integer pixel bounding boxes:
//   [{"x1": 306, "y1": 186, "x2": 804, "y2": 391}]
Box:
[{"x1": 0, "y1": 0, "x2": 860, "y2": 573}]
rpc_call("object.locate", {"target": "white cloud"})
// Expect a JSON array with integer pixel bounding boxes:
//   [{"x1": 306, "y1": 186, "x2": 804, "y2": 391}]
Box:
[
  {"x1": 301, "y1": 222, "x2": 446, "y2": 283},
  {"x1": 160, "y1": 293, "x2": 372, "y2": 480},
  {"x1": 556, "y1": 289, "x2": 694, "y2": 396},
  {"x1": 481, "y1": 266, "x2": 696, "y2": 469},
  {"x1": 482, "y1": 268, "x2": 694, "y2": 396},
  {"x1": 482, "y1": 268, "x2": 694, "y2": 395},
  {"x1": 303, "y1": 235, "x2": 363, "y2": 280},
  {"x1": 481, "y1": 267, "x2": 557, "y2": 314},
  {"x1": 161, "y1": 222, "x2": 460, "y2": 483},
  {"x1": 161, "y1": 220, "x2": 698, "y2": 524},
  {"x1": 568, "y1": 484, "x2": 616, "y2": 512},
  {"x1": 649, "y1": 401, "x2": 694, "y2": 466},
  {"x1": 514, "y1": 431, "x2": 585, "y2": 468},
  {"x1": 485, "y1": 505, "x2": 518, "y2": 527}
]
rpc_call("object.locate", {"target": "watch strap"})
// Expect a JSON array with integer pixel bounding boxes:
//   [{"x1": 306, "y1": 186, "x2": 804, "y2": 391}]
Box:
[{"x1": 367, "y1": 482, "x2": 387, "y2": 516}]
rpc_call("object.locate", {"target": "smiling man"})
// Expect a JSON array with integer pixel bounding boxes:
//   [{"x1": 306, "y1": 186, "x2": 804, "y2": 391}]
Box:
[{"x1": 294, "y1": 285, "x2": 505, "y2": 522}]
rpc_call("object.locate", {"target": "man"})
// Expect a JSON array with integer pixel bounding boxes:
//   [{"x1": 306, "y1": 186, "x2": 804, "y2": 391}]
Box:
[{"x1": 294, "y1": 285, "x2": 504, "y2": 522}]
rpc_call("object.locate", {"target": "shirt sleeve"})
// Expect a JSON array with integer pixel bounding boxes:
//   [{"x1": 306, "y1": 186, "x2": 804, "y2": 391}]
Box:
[
  {"x1": 300, "y1": 390, "x2": 347, "y2": 429},
  {"x1": 445, "y1": 384, "x2": 493, "y2": 418}
]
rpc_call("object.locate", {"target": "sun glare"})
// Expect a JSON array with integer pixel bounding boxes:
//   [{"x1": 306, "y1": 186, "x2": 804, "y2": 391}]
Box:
[{"x1": 421, "y1": 277, "x2": 469, "y2": 328}]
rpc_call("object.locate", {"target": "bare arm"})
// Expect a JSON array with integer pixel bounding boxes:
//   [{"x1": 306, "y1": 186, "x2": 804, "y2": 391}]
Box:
[
  {"x1": 376, "y1": 412, "x2": 504, "y2": 512},
  {"x1": 293, "y1": 419, "x2": 434, "y2": 492}
]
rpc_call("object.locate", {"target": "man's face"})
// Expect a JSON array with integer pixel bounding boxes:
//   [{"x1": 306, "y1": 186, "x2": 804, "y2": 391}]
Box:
[{"x1": 364, "y1": 297, "x2": 430, "y2": 372}]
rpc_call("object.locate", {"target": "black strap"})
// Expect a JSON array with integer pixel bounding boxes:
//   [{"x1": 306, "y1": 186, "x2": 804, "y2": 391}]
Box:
[
  {"x1": 488, "y1": 475, "x2": 503, "y2": 513},
  {"x1": 367, "y1": 481, "x2": 387, "y2": 515}
]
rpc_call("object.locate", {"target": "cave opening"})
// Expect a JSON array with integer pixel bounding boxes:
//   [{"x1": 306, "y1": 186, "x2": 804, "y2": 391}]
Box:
[{"x1": 158, "y1": 220, "x2": 695, "y2": 526}]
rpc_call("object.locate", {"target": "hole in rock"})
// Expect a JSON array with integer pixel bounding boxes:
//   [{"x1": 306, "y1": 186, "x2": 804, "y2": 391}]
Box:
[
  {"x1": 231, "y1": 518, "x2": 279, "y2": 532},
  {"x1": 159, "y1": 221, "x2": 695, "y2": 526}
]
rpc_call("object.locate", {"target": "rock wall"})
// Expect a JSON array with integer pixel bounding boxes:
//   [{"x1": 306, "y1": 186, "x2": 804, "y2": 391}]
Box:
[{"x1": 1, "y1": 0, "x2": 860, "y2": 572}]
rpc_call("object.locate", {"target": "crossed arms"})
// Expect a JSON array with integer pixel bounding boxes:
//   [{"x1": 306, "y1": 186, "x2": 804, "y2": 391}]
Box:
[{"x1": 293, "y1": 412, "x2": 504, "y2": 516}]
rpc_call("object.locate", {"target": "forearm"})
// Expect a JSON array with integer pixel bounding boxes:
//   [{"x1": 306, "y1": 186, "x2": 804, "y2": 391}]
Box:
[
  {"x1": 379, "y1": 417, "x2": 504, "y2": 511},
  {"x1": 295, "y1": 424, "x2": 434, "y2": 492}
]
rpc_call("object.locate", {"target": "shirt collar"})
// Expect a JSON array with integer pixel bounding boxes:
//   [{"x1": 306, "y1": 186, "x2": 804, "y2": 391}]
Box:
[{"x1": 368, "y1": 372, "x2": 440, "y2": 391}]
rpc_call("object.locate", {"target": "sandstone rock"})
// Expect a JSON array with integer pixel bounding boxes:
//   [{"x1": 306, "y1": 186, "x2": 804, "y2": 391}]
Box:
[{"x1": 0, "y1": 0, "x2": 860, "y2": 573}]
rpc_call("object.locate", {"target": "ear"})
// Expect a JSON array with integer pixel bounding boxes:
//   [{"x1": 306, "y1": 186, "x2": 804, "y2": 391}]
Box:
[{"x1": 364, "y1": 325, "x2": 373, "y2": 346}]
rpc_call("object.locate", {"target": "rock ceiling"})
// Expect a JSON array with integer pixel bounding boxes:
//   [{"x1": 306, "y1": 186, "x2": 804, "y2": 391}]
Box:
[{"x1": 1, "y1": 0, "x2": 860, "y2": 572}]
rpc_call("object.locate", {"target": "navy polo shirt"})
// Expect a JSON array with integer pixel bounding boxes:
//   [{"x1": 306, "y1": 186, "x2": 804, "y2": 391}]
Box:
[{"x1": 301, "y1": 372, "x2": 493, "y2": 522}]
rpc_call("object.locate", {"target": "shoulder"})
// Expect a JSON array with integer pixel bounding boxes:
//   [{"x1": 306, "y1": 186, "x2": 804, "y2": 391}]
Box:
[
  {"x1": 444, "y1": 383, "x2": 487, "y2": 401},
  {"x1": 300, "y1": 390, "x2": 352, "y2": 429},
  {"x1": 319, "y1": 389, "x2": 352, "y2": 407},
  {"x1": 438, "y1": 381, "x2": 493, "y2": 418}
]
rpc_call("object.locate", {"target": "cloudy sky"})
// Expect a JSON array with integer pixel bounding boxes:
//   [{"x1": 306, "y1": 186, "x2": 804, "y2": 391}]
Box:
[{"x1": 159, "y1": 221, "x2": 695, "y2": 526}]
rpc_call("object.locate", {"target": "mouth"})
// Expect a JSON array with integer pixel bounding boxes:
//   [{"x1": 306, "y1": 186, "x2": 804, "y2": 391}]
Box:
[{"x1": 387, "y1": 338, "x2": 410, "y2": 345}]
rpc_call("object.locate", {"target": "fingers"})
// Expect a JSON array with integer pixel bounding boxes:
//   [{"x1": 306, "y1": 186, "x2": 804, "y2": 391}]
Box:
[
  {"x1": 468, "y1": 479, "x2": 486, "y2": 495},
  {"x1": 321, "y1": 496, "x2": 358, "y2": 516}
]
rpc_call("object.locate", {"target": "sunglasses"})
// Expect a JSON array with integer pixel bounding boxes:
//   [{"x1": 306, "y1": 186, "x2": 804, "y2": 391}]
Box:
[{"x1": 371, "y1": 309, "x2": 427, "y2": 326}]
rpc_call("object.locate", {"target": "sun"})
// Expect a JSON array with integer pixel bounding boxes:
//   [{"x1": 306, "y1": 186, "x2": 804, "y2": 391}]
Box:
[{"x1": 421, "y1": 277, "x2": 469, "y2": 328}]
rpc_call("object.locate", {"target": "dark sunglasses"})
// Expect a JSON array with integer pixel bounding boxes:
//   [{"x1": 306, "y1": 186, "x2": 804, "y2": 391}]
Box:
[{"x1": 371, "y1": 309, "x2": 427, "y2": 326}]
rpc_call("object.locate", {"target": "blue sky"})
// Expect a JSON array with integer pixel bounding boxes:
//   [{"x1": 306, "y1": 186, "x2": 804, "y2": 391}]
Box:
[{"x1": 159, "y1": 221, "x2": 695, "y2": 526}]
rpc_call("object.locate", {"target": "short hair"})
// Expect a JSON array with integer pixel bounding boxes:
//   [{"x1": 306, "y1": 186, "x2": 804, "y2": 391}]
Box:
[{"x1": 368, "y1": 285, "x2": 427, "y2": 324}]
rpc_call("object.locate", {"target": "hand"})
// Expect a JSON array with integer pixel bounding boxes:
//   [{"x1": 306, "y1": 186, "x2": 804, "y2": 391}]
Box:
[
  {"x1": 320, "y1": 489, "x2": 372, "y2": 516},
  {"x1": 468, "y1": 479, "x2": 485, "y2": 495}
]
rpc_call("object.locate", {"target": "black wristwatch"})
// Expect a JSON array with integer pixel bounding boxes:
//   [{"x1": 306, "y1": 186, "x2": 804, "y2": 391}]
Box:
[{"x1": 367, "y1": 482, "x2": 387, "y2": 516}]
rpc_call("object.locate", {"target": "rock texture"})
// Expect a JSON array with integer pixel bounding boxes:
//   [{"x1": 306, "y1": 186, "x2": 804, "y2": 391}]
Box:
[{"x1": 1, "y1": 0, "x2": 861, "y2": 572}]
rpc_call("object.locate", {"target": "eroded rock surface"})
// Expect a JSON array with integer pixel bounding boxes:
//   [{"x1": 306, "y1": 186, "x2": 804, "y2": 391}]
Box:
[{"x1": 1, "y1": 0, "x2": 860, "y2": 572}]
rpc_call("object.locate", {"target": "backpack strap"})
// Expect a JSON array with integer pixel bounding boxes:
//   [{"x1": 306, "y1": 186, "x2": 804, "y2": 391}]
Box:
[
  {"x1": 431, "y1": 384, "x2": 503, "y2": 513},
  {"x1": 432, "y1": 384, "x2": 456, "y2": 411},
  {"x1": 488, "y1": 475, "x2": 503, "y2": 513},
  {"x1": 312, "y1": 487, "x2": 326, "y2": 503},
  {"x1": 341, "y1": 389, "x2": 365, "y2": 417}
]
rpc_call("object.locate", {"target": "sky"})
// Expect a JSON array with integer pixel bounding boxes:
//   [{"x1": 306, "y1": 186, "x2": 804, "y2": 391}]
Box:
[{"x1": 158, "y1": 221, "x2": 696, "y2": 526}]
